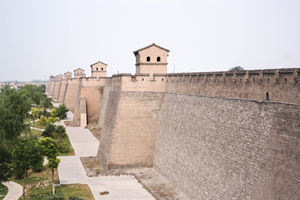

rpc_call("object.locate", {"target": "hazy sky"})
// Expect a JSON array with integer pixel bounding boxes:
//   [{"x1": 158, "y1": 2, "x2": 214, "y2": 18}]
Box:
[{"x1": 0, "y1": 0, "x2": 299, "y2": 81}]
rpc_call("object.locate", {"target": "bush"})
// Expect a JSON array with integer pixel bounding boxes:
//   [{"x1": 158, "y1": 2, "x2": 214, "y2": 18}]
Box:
[
  {"x1": 38, "y1": 115, "x2": 59, "y2": 126},
  {"x1": 55, "y1": 104, "x2": 69, "y2": 119},
  {"x1": 42, "y1": 124, "x2": 56, "y2": 137},
  {"x1": 42, "y1": 125, "x2": 67, "y2": 138},
  {"x1": 55, "y1": 126, "x2": 67, "y2": 138},
  {"x1": 56, "y1": 139, "x2": 71, "y2": 153},
  {"x1": 32, "y1": 158, "x2": 44, "y2": 172}
]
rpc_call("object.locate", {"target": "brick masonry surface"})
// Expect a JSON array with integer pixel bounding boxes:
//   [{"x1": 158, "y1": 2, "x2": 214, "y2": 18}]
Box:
[{"x1": 154, "y1": 93, "x2": 300, "y2": 200}]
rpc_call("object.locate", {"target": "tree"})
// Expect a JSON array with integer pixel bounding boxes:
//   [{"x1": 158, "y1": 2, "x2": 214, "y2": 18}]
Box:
[
  {"x1": 0, "y1": 146, "x2": 11, "y2": 182},
  {"x1": 55, "y1": 104, "x2": 69, "y2": 119},
  {"x1": 19, "y1": 85, "x2": 44, "y2": 106},
  {"x1": 42, "y1": 124, "x2": 56, "y2": 137},
  {"x1": 39, "y1": 137, "x2": 60, "y2": 195},
  {"x1": 41, "y1": 97, "x2": 53, "y2": 108},
  {"x1": 0, "y1": 87, "x2": 32, "y2": 185},
  {"x1": 229, "y1": 66, "x2": 244, "y2": 71},
  {"x1": 12, "y1": 138, "x2": 43, "y2": 200},
  {"x1": 0, "y1": 86, "x2": 32, "y2": 141}
]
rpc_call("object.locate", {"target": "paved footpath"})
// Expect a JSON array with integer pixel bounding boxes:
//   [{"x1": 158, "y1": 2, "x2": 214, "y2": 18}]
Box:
[
  {"x1": 58, "y1": 112, "x2": 154, "y2": 200},
  {"x1": 2, "y1": 181, "x2": 23, "y2": 200}
]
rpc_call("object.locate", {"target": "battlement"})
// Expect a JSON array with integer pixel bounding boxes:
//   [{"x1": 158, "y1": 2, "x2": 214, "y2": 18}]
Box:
[
  {"x1": 111, "y1": 73, "x2": 167, "y2": 92},
  {"x1": 166, "y1": 68, "x2": 299, "y2": 82},
  {"x1": 165, "y1": 68, "x2": 300, "y2": 104}
]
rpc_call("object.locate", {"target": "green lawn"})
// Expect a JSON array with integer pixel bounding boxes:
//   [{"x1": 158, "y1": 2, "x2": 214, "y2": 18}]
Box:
[
  {"x1": 30, "y1": 129, "x2": 43, "y2": 138},
  {"x1": 30, "y1": 125, "x2": 74, "y2": 156},
  {"x1": 30, "y1": 121, "x2": 46, "y2": 129},
  {"x1": 0, "y1": 183, "x2": 8, "y2": 200},
  {"x1": 29, "y1": 184, "x2": 94, "y2": 200},
  {"x1": 11, "y1": 168, "x2": 94, "y2": 200}
]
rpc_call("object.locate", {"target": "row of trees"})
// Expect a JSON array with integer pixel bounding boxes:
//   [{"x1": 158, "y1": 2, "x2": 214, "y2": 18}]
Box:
[{"x1": 0, "y1": 85, "x2": 61, "y2": 199}]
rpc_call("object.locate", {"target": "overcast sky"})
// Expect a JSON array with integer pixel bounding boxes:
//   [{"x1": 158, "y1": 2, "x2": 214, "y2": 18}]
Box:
[{"x1": 0, "y1": 0, "x2": 299, "y2": 81}]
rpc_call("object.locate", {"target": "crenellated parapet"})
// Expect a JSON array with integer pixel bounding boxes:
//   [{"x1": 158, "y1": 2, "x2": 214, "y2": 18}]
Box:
[
  {"x1": 165, "y1": 68, "x2": 300, "y2": 104},
  {"x1": 111, "y1": 73, "x2": 167, "y2": 92}
]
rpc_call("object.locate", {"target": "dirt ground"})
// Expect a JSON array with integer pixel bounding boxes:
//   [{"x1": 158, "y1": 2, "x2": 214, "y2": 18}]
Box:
[{"x1": 80, "y1": 156, "x2": 188, "y2": 200}]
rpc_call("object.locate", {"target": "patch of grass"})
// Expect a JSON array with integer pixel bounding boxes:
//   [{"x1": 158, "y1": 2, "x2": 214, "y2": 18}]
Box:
[
  {"x1": 57, "y1": 137, "x2": 74, "y2": 156},
  {"x1": 31, "y1": 121, "x2": 47, "y2": 129},
  {"x1": 11, "y1": 168, "x2": 60, "y2": 199},
  {"x1": 28, "y1": 184, "x2": 94, "y2": 200},
  {"x1": 24, "y1": 117, "x2": 32, "y2": 124},
  {"x1": 58, "y1": 184, "x2": 94, "y2": 200},
  {"x1": 10, "y1": 168, "x2": 58, "y2": 186},
  {"x1": 0, "y1": 183, "x2": 8, "y2": 200},
  {"x1": 30, "y1": 129, "x2": 43, "y2": 137}
]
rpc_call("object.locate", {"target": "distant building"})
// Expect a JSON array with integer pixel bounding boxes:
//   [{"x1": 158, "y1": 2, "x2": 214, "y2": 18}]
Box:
[
  {"x1": 134, "y1": 43, "x2": 169, "y2": 78},
  {"x1": 74, "y1": 68, "x2": 86, "y2": 79},
  {"x1": 90, "y1": 61, "x2": 107, "y2": 78},
  {"x1": 64, "y1": 71, "x2": 73, "y2": 79}
]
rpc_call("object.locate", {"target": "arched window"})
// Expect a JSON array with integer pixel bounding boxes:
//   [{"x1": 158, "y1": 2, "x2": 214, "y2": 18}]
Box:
[
  {"x1": 157, "y1": 57, "x2": 161, "y2": 62},
  {"x1": 101, "y1": 68, "x2": 103, "y2": 71},
  {"x1": 96, "y1": 68, "x2": 98, "y2": 71},
  {"x1": 146, "y1": 56, "x2": 150, "y2": 62}
]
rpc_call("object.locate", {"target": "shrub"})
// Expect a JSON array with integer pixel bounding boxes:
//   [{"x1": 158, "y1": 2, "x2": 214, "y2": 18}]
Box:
[
  {"x1": 56, "y1": 139, "x2": 71, "y2": 154},
  {"x1": 31, "y1": 107, "x2": 42, "y2": 120},
  {"x1": 42, "y1": 124, "x2": 56, "y2": 137},
  {"x1": 55, "y1": 104, "x2": 69, "y2": 119},
  {"x1": 38, "y1": 115, "x2": 58, "y2": 126},
  {"x1": 32, "y1": 158, "x2": 44, "y2": 172},
  {"x1": 55, "y1": 126, "x2": 67, "y2": 138}
]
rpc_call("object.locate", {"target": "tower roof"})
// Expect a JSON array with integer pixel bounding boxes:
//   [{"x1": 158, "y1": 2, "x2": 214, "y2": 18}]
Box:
[
  {"x1": 133, "y1": 43, "x2": 170, "y2": 56},
  {"x1": 90, "y1": 60, "x2": 108, "y2": 67},
  {"x1": 74, "y1": 68, "x2": 85, "y2": 72}
]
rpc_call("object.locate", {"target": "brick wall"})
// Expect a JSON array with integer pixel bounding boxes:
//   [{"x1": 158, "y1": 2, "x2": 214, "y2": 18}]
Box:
[
  {"x1": 58, "y1": 80, "x2": 68, "y2": 103},
  {"x1": 97, "y1": 90, "x2": 164, "y2": 168},
  {"x1": 63, "y1": 79, "x2": 81, "y2": 112},
  {"x1": 166, "y1": 68, "x2": 300, "y2": 104},
  {"x1": 154, "y1": 93, "x2": 300, "y2": 200}
]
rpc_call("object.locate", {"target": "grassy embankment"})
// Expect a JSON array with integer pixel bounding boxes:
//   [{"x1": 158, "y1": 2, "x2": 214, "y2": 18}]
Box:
[
  {"x1": 11, "y1": 168, "x2": 94, "y2": 200},
  {"x1": 0, "y1": 183, "x2": 8, "y2": 200}
]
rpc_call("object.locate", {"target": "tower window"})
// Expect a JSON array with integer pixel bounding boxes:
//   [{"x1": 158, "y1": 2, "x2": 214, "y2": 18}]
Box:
[
  {"x1": 157, "y1": 57, "x2": 161, "y2": 62},
  {"x1": 101, "y1": 68, "x2": 103, "y2": 71},
  {"x1": 96, "y1": 68, "x2": 98, "y2": 71},
  {"x1": 146, "y1": 56, "x2": 150, "y2": 62}
]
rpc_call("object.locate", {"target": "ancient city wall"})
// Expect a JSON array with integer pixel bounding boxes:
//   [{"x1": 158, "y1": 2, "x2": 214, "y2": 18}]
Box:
[
  {"x1": 98, "y1": 86, "x2": 111, "y2": 128},
  {"x1": 154, "y1": 93, "x2": 300, "y2": 200},
  {"x1": 111, "y1": 73, "x2": 166, "y2": 92},
  {"x1": 63, "y1": 78, "x2": 81, "y2": 112},
  {"x1": 45, "y1": 67, "x2": 300, "y2": 200},
  {"x1": 49, "y1": 81, "x2": 55, "y2": 97},
  {"x1": 58, "y1": 79, "x2": 68, "y2": 103},
  {"x1": 166, "y1": 68, "x2": 300, "y2": 104},
  {"x1": 97, "y1": 90, "x2": 164, "y2": 168},
  {"x1": 54, "y1": 81, "x2": 62, "y2": 100},
  {"x1": 51, "y1": 81, "x2": 59, "y2": 100},
  {"x1": 45, "y1": 82, "x2": 51, "y2": 95},
  {"x1": 73, "y1": 77, "x2": 111, "y2": 124}
]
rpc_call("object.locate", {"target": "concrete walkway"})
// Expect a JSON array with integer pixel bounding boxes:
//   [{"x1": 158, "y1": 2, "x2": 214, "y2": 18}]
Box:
[
  {"x1": 58, "y1": 112, "x2": 154, "y2": 200},
  {"x1": 2, "y1": 181, "x2": 23, "y2": 200}
]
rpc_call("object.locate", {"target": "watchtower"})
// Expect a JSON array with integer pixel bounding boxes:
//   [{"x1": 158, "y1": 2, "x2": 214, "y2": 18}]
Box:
[
  {"x1": 90, "y1": 61, "x2": 107, "y2": 78},
  {"x1": 64, "y1": 71, "x2": 73, "y2": 79},
  {"x1": 133, "y1": 43, "x2": 169, "y2": 78},
  {"x1": 74, "y1": 68, "x2": 86, "y2": 79}
]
